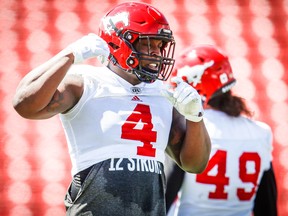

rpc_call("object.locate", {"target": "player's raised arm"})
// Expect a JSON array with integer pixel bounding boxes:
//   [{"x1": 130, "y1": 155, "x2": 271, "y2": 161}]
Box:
[{"x1": 12, "y1": 34, "x2": 109, "y2": 119}]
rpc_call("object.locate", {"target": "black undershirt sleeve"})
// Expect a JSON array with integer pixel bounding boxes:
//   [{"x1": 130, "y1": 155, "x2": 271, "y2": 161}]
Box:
[
  {"x1": 253, "y1": 163, "x2": 278, "y2": 216},
  {"x1": 165, "y1": 162, "x2": 185, "y2": 213}
]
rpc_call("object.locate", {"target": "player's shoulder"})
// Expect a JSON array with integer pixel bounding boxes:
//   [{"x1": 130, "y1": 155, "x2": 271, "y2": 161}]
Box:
[
  {"x1": 204, "y1": 110, "x2": 272, "y2": 138},
  {"x1": 252, "y1": 119, "x2": 272, "y2": 134},
  {"x1": 236, "y1": 116, "x2": 273, "y2": 140},
  {"x1": 67, "y1": 64, "x2": 115, "y2": 84},
  {"x1": 67, "y1": 64, "x2": 107, "y2": 76},
  {"x1": 252, "y1": 119, "x2": 271, "y2": 130}
]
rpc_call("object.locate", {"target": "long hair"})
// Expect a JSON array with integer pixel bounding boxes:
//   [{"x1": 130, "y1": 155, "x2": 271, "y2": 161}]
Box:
[{"x1": 208, "y1": 91, "x2": 253, "y2": 118}]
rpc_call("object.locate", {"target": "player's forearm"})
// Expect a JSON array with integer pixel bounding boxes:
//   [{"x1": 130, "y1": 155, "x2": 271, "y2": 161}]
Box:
[
  {"x1": 12, "y1": 53, "x2": 74, "y2": 118},
  {"x1": 180, "y1": 120, "x2": 211, "y2": 173}
]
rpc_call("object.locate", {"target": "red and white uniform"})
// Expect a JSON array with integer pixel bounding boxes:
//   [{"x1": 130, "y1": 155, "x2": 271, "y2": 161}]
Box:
[
  {"x1": 168, "y1": 109, "x2": 273, "y2": 216},
  {"x1": 59, "y1": 65, "x2": 173, "y2": 176}
]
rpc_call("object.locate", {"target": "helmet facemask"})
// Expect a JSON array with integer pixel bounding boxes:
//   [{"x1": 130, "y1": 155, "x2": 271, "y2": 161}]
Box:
[
  {"x1": 127, "y1": 33, "x2": 175, "y2": 83},
  {"x1": 114, "y1": 30, "x2": 175, "y2": 83}
]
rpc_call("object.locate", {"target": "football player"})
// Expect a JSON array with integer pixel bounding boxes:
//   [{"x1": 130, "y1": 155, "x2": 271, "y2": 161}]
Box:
[
  {"x1": 12, "y1": 2, "x2": 211, "y2": 215},
  {"x1": 166, "y1": 45, "x2": 277, "y2": 216}
]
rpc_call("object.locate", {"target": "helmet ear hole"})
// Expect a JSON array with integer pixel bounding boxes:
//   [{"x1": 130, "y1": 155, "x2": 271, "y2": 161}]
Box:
[
  {"x1": 216, "y1": 66, "x2": 222, "y2": 71},
  {"x1": 199, "y1": 57, "x2": 205, "y2": 62},
  {"x1": 109, "y1": 42, "x2": 119, "y2": 50}
]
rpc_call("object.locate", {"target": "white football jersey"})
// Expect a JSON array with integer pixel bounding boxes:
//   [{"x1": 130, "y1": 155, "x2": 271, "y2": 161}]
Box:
[
  {"x1": 59, "y1": 65, "x2": 173, "y2": 176},
  {"x1": 168, "y1": 109, "x2": 273, "y2": 216}
]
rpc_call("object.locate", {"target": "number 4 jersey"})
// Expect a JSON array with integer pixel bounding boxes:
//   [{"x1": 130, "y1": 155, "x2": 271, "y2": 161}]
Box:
[
  {"x1": 169, "y1": 109, "x2": 273, "y2": 216},
  {"x1": 59, "y1": 65, "x2": 173, "y2": 176}
]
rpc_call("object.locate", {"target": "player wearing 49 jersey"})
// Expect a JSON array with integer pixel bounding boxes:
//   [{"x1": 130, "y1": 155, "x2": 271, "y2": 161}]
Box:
[
  {"x1": 166, "y1": 45, "x2": 277, "y2": 216},
  {"x1": 12, "y1": 2, "x2": 211, "y2": 216}
]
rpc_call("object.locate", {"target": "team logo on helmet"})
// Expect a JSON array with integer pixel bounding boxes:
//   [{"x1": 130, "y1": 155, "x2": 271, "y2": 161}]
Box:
[
  {"x1": 177, "y1": 60, "x2": 214, "y2": 87},
  {"x1": 101, "y1": 12, "x2": 129, "y2": 35}
]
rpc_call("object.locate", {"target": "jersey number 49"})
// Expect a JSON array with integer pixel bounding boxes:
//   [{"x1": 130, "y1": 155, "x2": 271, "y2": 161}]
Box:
[{"x1": 196, "y1": 150, "x2": 261, "y2": 201}]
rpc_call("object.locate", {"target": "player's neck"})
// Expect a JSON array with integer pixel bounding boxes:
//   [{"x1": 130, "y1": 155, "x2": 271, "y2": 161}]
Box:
[{"x1": 107, "y1": 62, "x2": 142, "y2": 85}]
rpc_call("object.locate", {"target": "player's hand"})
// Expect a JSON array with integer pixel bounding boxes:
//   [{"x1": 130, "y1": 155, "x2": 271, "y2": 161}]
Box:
[
  {"x1": 161, "y1": 77, "x2": 203, "y2": 122},
  {"x1": 67, "y1": 33, "x2": 110, "y2": 64}
]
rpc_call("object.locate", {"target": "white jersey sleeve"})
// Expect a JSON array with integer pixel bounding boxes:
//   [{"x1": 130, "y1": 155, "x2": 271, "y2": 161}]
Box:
[{"x1": 174, "y1": 109, "x2": 273, "y2": 216}]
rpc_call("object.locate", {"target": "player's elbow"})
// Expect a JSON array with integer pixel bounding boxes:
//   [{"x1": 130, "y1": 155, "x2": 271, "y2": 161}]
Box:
[
  {"x1": 12, "y1": 96, "x2": 29, "y2": 118},
  {"x1": 181, "y1": 158, "x2": 209, "y2": 174},
  {"x1": 12, "y1": 96, "x2": 40, "y2": 119},
  {"x1": 13, "y1": 102, "x2": 34, "y2": 119}
]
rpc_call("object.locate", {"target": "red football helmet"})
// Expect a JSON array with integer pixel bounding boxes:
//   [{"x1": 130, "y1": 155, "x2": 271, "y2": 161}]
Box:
[
  {"x1": 172, "y1": 45, "x2": 236, "y2": 105},
  {"x1": 99, "y1": 2, "x2": 175, "y2": 83}
]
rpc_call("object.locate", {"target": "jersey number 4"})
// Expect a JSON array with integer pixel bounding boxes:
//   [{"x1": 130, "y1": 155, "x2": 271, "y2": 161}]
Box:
[
  {"x1": 196, "y1": 150, "x2": 261, "y2": 201},
  {"x1": 121, "y1": 104, "x2": 157, "y2": 157}
]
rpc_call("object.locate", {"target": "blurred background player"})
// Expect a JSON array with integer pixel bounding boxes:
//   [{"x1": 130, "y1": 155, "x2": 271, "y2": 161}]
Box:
[
  {"x1": 12, "y1": 2, "x2": 211, "y2": 215},
  {"x1": 165, "y1": 45, "x2": 277, "y2": 216}
]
